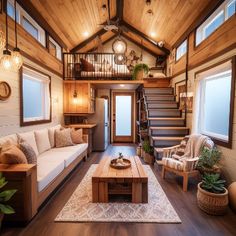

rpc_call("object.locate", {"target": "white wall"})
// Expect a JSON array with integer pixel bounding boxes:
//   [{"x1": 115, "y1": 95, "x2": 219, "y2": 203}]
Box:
[
  {"x1": 0, "y1": 54, "x2": 63, "y2": 137},
  {"x1": 170, "y1": 48, "x2": 236, "y2": 183}
]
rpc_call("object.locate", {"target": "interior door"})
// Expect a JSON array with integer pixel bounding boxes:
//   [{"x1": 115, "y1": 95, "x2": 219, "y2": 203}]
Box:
[{"x1": 113, "y1": 92, "x2": 134, "y2": 142}]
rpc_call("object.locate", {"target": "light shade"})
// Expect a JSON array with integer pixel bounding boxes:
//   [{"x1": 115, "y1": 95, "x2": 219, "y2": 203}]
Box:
[
  {"x1": 112, "y1": 38, "x2": 127, "y2": 54},
  {"x1": 0, "y1": 26, "x2": 6, "y2": 50},
  {"x1": 12, "y1": 48, "x2": 23, "y2": 70},
  {"x1": 0, "y1": 50, "x2": 12, "y2": 71}
]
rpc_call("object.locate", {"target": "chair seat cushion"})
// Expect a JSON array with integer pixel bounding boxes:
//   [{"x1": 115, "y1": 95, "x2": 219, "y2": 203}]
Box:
[{"x1": 163, "y1": 157, "x2": 184, "y2": 171}]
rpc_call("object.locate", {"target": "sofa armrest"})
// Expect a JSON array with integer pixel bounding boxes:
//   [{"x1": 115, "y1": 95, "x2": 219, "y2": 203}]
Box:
[
  {"x1": 83, "y1": 134, "x2": 89, "y2": 143},
  {"x1": 0, "y1": 164, "x2": 38, "y2": 223}
]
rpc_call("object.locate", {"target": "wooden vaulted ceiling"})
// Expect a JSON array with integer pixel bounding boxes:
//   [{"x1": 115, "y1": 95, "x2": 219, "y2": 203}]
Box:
[{"x1": 26, "y1": 0, "x2": 219, "y2": 54}]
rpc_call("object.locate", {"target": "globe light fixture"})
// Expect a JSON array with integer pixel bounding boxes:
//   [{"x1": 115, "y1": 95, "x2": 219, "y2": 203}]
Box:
[{"x1": 112, "y1": 38, "x2": 127, "y2": 54}]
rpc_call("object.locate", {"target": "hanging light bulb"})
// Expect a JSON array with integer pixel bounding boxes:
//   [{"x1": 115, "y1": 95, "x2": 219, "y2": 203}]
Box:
[
  {"x1": 0, "y1": 3, "x2": 12, "y2": 71},
  {"x1": 73, "y1": 89, "x2": 78, "y2": 104},
  {"x1": 12, "y1": 0, "x2": 23, "y2": 70},
  {"x1": 0, "y1": 25, "x2": 6, "y2": 50}
]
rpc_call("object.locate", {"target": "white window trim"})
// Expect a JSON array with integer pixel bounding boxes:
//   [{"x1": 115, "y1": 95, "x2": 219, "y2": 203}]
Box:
[
  {"x1": 49, "y1": 36, "x2": 62, "y2": 60},
  {"x1": 176, "y1": 39, "x2": 187, "y2": 61},
  {"x1": 196, "y1": 0, "x2": 235, "y2": 46}
]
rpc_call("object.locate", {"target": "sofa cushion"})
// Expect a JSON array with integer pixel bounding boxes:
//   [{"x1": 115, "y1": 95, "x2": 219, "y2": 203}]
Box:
[
  {"x1": 17, "y1": 131, "x2": 39, "y2": 156},
  {"x1": 35, "y1": 129, "x2": 51, "y2": 154},
  {"x1": 71, "y1": 128, "x2": 83, "y2": 144},
  {"x1": 163, "y1": 157, "x2": 184, "y2": 171},
  {"x1": 0, "y1": 145, "x2": 28, "y2": 164},
  {"x1": 55, "y1": 128, "x2": 73, "y2": 148},
  {"x1": 48, "y1": 125, "x2": 61, "y2": 148},
  {"x1": 37, "y1": 158, "x2": 64, "y2": 192}
]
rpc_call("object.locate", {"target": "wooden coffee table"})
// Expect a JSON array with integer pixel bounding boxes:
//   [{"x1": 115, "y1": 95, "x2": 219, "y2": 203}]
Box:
[{"x1": 92, "y1": 156, "x2": 148, "y2": 203}]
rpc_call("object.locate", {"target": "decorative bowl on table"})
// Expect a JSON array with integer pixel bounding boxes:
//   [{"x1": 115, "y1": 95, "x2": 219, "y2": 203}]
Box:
[{"x1": 110, "y1": 153, "x2": 131, "y2": 169}]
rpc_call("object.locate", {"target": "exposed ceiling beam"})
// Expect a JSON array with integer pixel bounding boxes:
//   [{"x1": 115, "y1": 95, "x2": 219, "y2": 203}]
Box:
[
  {"x1": 16, "y1": 0, "x2": 68, "y2": 50},
  {"x1": 172, "y1": 0, "x2": 225, "y2": 48},
  {"x1": 86, "y1": 33, "x2": 117, "y2": 52},
  {"x1": 121, "y1": 32, "x2": 163, "y2": 58},
  {"x1": 121, "y1": 20, "x2": 170, "y2": 55},
  {"x1": 116, "y1": 0, "x2": 124, "y2": 20}
]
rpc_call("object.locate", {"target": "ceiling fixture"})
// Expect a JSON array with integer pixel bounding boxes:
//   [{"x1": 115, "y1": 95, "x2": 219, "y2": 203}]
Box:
[
  {"x1": 0, "y1": 25, "x2": 6, "y2": 50},
  {"x1": 158, "y1": 40, "x2": 165, "y2": 47},
  {"x1": 101, "y1": 4, "x2": 107, "y2": 15},
  {"x1": 150, "y1": 32, "x2": 156, "y2": 37},
  {"x1": 112, "y1": 37, "x2": 127, "y2": 54},
  {"x1": 83, "y1": 31, "x2": 89, "y2": 37},
  {"x1": 145, "y1": 0, "x2": 152, "y2": 6},
  {"x1": 146, "y1": 9, "x2": 154, "y2": 17},
  {"x1": 12, "y1": 0, "x2": 23, "y2": 70},
  {"x1": 0, "y1": 3, "x2": 12, "y2": 71}
]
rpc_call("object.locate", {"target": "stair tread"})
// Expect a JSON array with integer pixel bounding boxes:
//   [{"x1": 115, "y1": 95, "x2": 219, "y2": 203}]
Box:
[
  {"x1": 150, "y1": 126, "x2": 188, "y2": 130},
  {"x1": 148, "y1": 117, "x2": 185, "y2": 120},
  {"x1": 148, "y1": 108, "x2": 181, "y2": 111},
  {"x1": 152, "y1": 136, "x2": 183, "y2": 140}
]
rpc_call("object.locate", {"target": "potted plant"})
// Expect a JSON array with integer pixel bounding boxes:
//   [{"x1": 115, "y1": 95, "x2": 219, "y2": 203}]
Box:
[
  {"x1": 197, "y1": 173, "x2": 228, "y2": 215},
  {"x1": 142, "y1": 139, "x2": 154, "y2": 164},
  {"x1": 132, "y1": 63, "x2": 149, "y2": 80},
  {"x1": 197, "y1": 146, "x2": 221, "y2": 174},
  {"x1": 0, "y1": 172, "x2": 17, "y2": 229}
]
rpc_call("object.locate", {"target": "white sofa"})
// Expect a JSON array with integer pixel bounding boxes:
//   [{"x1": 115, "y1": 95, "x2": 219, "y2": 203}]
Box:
[{"x1": 0, "y1": 124, "x2": 88, "y2": 223}]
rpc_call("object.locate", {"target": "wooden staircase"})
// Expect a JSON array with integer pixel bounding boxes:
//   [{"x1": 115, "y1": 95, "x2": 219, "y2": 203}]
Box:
[{"x1": 143, "y1": 87, "x2": 189, "y2": 156}]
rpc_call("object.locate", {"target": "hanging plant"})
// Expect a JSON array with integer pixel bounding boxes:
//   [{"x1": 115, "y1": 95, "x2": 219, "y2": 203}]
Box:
[{"x1": 132, "y1": 63, "x2": 149, "y2": 80}]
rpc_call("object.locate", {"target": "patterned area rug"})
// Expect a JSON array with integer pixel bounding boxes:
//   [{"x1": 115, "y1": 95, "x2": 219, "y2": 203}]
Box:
[{"x1": 55, "y1": 164, "x2": 181, "y2": 223}]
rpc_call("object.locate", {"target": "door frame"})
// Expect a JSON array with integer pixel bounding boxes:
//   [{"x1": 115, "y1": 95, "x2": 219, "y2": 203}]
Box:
[{"x1": 112, "y1": 91, "x2": 135, "y2": 143}]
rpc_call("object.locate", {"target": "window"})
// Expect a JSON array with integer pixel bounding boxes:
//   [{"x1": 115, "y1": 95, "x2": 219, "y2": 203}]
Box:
[
  {"x1": 49, "y1": 36, "x2": 62, "y2": 60},
  {"x1": 195, "y1": 59, "x2": 235, "y2": 147},
  {"x1": 7, "y1": 0, "x2": 46, "y2": 46},
  {"x1": 20, "y1": 66, "x2": 51, "y2": 126},
  {"x1": 176, "y1": 40, "x2": 187, "y2": 61},
  {"x1": 196, "y1": 0, "x2": 236, "y2": 46}
]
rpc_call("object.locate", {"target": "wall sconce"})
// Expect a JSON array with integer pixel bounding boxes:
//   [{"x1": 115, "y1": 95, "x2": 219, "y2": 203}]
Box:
[{"x1": 73, "y1": 89, "x2": 78, "y2": 104}]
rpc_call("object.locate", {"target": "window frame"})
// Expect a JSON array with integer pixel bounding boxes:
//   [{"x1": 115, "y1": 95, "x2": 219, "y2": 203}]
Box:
[
  {"x1": 195, "y1": 56, "x2": 236, "y2": 148},
  {"x1": 48, "y1": 36, "x2": 62, "y2": 61},
  {"x1": 20, "y1": 65, "x2": 52, "y2": 127},
  {"x1": 195, "y1": 0, "x2": 236, "y2": 47},
  {"x1": 175, "y1": 39, "x2": 187, "y2": 62}
]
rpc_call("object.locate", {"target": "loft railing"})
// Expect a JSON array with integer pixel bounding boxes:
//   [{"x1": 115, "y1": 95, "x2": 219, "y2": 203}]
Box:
[{"x1": 63, "y1": 53, "x2": 132, "y2": 80}]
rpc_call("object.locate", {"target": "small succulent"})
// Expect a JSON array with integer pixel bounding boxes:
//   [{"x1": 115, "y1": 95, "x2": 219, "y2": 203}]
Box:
[
  {"x1": 0, "y1": 172, "x2": 17, "y2": 215},
  {"x1": 201, "y1": 173, "x2": 226, "y2": 194}
]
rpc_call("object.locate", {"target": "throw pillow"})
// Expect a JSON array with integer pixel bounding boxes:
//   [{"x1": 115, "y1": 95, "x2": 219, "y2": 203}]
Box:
[
  {"x1": 71, "y1": 128, "x2": 84, "y2": 144},
  {"x1": 48, "y1": 125, "x2": 61, "y2": 148},
  {"x1": 80, "y1": 58, "x2": 95, "y2": 72},
  {"x1": 0, "y1": 145, "x2": 27, "y2": 164},
  {"x1": 55, "y1": 128, "x2": 74, "y2": 148},
  {"x1": 17, "y1": 131, "x2": 39, "y2": 156},
  {"x1": 18, "y1": 140, "x2": 37, "y2": 164},
  {"x1": 34, "y1": 129, "x2": 51, "y2": 154}
]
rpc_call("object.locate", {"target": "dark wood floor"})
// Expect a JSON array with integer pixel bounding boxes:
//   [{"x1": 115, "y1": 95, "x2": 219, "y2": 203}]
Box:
[{"x1": 2, "y1": 144, "x2": 236, "y2": 236}]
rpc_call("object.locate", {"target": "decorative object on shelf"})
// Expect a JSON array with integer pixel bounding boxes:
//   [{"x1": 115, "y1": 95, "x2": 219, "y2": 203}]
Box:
[
  {"x1": 112, "y1": 37, "x2": 127, "y2": 54},
  {"x1": 0, "y1": 172, "x2": 17, "y2": 229},
  {"x1": 142, "y1": 139, "x2": 154, "y2": 164},
  {"x1": 12, "y1": 0, "x2": 23, "y2": 70},
  {"x1": 0, "y1": 24, "x2": 6, "y2": 50},
  {"x1": 228, "y1": 182, "x2": 236, "y2": 213},
  {"x1": 126, "y1": 50, "x2": 141, "y2": 72},
  {"x1": 132, "y1": 63, "x2": 149, "y2": 80},
  {"x1": 197, "y1": 146, "x2": 221, "y2": 174},
  {"x1": 0, "y1": 3, "x2": 12, "y2": 71},
  {"x1": 110, "y1": 153, "x2": 131, "y2": 169},
  {"x1": 0, "y1": 81, "x2": 11, "y2": 101},
  {"x1": 197, "y1": 173, "x2": 228, "y2": 215}
]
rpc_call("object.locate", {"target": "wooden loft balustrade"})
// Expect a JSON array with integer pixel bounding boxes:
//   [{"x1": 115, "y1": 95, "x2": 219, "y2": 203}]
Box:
[{"x1": 63, "y1": 53, "x2": 132, "y2": 80}]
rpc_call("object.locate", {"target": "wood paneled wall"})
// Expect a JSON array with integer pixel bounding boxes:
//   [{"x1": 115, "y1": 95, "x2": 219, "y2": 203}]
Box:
[
  {"x1": 170, "y1": 16, "x2": 236, "y2": 77},
  {"x1": 0, "y1": 13, "x2": 63, "y2": 76}
]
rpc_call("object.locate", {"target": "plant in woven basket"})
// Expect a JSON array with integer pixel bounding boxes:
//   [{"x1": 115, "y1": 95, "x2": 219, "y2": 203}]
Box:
[
  {"x1": 201, "y1": 173, "x2": 226, "y2": 194},
  {"x1": 142, "y1": 139, "x2": 154, "y2": 155},
  {"x1": 197, "y1": 147, "x2": 221, "y2": 174},
  {"x1": 132, "y1": 63, "x2": 149, "y2": 80}
]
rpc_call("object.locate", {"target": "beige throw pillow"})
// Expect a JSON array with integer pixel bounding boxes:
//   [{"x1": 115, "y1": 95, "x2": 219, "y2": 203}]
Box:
[
  {"x1": 55, "y1": 128, "x2": 74, "y2": 148},
  {"x1": 71, "y1": 128, "x2": 84, "y2": 144},
  {"x1": 19, "y1": 140, "x2": 37, "y2": 164},
  {"x1": 34, "y1": 129, "x2": 51, "y2": 154},
  {"x1": 0, "y1": 145, "x2": 27, "y2": 164},
  {"x1": 48, "y1": 125, "x2": 61, "y2": 148}
]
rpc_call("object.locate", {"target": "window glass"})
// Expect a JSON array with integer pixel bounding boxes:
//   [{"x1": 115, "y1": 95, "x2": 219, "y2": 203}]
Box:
[
  {"x1": 227, "y1": 0, "x2": 236, "y2": 18},
  {"x1": 176, "y1": 40, "x2": 187, "y2": 61},
  {"x1": 22, "y1": 17, "x2": 38, "y2": 40},
  {"x1": 49, "y1": 36, "x2": 62, "y2": 60},
  {"x1": 7, "y1": 1, "x2": 20, "y2": 22}
]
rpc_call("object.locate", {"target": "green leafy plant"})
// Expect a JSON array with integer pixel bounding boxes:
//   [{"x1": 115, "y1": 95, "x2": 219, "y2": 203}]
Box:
[
  {"x1": 132, "y1": 63, "x2": 149, "y2": 80},
  {"x1": 0, "y1": 172, "x2": 17, "y2": 215},
  {"x1": 201, "y1": 173, "x2": 226, "y2": 194},
  {"x1": 197, "y1": 146, "x2": 221, "y2": 170},
  {"x1": 142, "y1": 139, "x2": 154, "y2": 155}
]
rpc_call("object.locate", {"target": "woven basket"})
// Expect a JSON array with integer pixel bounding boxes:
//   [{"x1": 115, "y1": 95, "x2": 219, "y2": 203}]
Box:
[
  {"x1": 144, "y1": 152, "x2": 154, "y2": 165},
  {"x1": 197, "y1": 182, "x2": 228, "y2": 215}
]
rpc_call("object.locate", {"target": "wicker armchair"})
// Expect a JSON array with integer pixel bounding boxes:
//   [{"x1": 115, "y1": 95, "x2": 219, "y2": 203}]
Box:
[{"x1": 159, "y1": 134, "x2": 214, "y2": 191}]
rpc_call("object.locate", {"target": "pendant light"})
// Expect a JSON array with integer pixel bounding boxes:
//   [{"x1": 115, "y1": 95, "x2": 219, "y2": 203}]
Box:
[
  {"x1": 0, "y1": 2, "x2": 12, "y2": 71},
  {"x1": 12, "y1": 0, "x2": 23, "y2": 70},
  {"x1": 73, "y1": 78, "x2": 78, "y2": 104}
]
